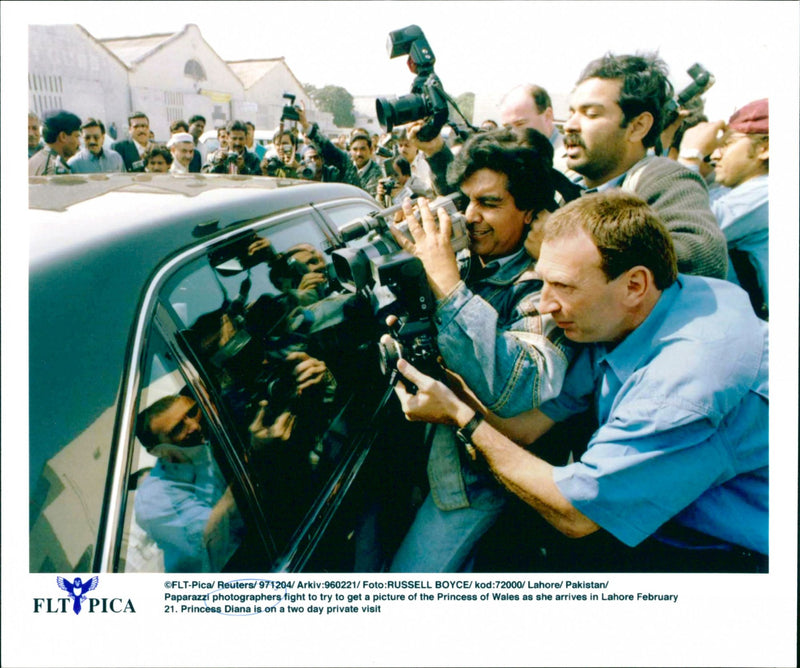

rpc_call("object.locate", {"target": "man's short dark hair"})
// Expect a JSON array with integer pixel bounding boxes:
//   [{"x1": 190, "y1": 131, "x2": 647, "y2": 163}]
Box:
[
  {"x1": 544, "y1": 190, "x2": 678, "y2": 290},
  {"x1": 189, "y1": 114, "x2": 206, "y2": 125},
  {"x1": 577, "y1": 53, "x2": 674, "y2": 148},
  {"x1": 144, "y1": 146, "x2": 173, "y2": 166},
  {"x1": 136, "y1": 395, "x2": 180, "y2": 448},
  {"x1": 245, "y1": 121, "x2": 256, "y2": 131},
  {"x1": 350, "y1": 133, "x2": 371, "y2": 148},
  {"x1": 226, "y1": 119, "x2": 248, "y2": 135},
  {"x1": 522, "y1": 84, "x2": 552, "y2": 114},
  {"x1": 393, "y1": 156, "x2": 411, "y2": 177},
  {"x1": 276, "y1": 131, "x2": 298, "y2": 148},
  {"x1": 42, "y1": 109, "x2": 82, "y2": 144},
  {"x1": 170, "y1": 119, "x2": 189, "y2": 134},
  {"x1": 81, "y1": 117, "x2": 106, "y2": 134},
  {"x1": 448, "y1": 127, "x2": 558, "y2": 214},
  {"x1": 128, "y1": 111, "x2": 149, "y2": 126}
]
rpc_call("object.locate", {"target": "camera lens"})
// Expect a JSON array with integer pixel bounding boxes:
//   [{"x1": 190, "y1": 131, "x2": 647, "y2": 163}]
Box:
[
  {"x1": 376, "y1": 93, "x2": 429, "y2": 132},
  {"x1": 378, "y1": 337, "x2": 403, "y2": 376}
]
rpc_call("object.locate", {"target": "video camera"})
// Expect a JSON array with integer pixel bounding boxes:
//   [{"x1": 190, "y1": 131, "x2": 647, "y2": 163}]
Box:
[
  {"x1": 662, "y1": 63, "x2": 715, "y2": 129},
  {"x1": 375, "y1": 25, "x2": 456, "y2": 142},
  {"x1": 331, "y1": 193, "x2": 469, "y2": 384}
]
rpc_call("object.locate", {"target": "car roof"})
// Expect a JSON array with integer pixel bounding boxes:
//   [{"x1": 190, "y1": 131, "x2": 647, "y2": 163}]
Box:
[{"x1": 29, "y1": 173, "x2": 370, "y2": 269}]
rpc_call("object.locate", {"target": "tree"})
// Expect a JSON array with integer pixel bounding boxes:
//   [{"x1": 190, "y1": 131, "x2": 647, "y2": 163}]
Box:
[{"x1": 306, "y1": 84, "x2": 356, "y2": 128}]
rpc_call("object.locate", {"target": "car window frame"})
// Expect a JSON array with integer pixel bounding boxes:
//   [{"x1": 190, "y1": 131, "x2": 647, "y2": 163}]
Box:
[{"x1": 98, "y1": 195, "x2": 382, "y2": 573}]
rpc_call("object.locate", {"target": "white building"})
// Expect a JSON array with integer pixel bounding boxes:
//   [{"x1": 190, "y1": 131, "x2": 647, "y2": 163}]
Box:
[
  {"x1": 351, "y1": 95, "x2": 383, "y2": 135},
  {"x1": 28, "y1": 25, "x2": 129, "y2": 137},
  {"x1": 29, "y1": 23, "x2": 335, "y2": 144},
  {"x1": 227, "y1": 58, "x2": 334, "y2": 135},
  {"x1": 99, "y1": 24, "x2": 246, "y2": 141}
]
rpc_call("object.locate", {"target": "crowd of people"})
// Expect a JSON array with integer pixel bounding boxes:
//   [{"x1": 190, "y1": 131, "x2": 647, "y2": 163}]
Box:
[
  {"x1": 26, "y1": 103, "x2": 438, "y2": 206},
  {"x1": 30, "y1": 49, "x2": 770, "y2": 573}
]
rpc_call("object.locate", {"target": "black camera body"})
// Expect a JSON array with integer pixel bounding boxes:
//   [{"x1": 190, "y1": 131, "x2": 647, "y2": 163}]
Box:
[
  {"x1": 281, "y1": 92, "x2": 302, "y2": 123},
  {"x1": 379, "y1": 177, "x2": 397, "y2": 192},
  {"x1": 662, "y1": 63, "x2": 715, "y2": 129},
  {"x1": 331, "y1": 193, "x2": 470, "y2": 386},
  {"x1": 375, "y1": 25, "x2": 450, "y2": 142}
]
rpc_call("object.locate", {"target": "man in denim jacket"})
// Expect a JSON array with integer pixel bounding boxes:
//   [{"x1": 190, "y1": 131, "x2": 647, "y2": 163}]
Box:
[{"x1": 389, "y1": 129, "x2": 577, "y2": 572}]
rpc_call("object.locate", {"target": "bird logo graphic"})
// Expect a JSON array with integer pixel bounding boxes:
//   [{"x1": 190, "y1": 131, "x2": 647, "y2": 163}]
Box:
[{"x1": 56, "y1": 576, "x2": 99, "y2": 615}]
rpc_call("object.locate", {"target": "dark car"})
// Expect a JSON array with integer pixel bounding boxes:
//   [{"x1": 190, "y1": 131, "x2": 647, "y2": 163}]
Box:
[{"x1": 29, "y1": 172, "x2": 426, "y2": 574}]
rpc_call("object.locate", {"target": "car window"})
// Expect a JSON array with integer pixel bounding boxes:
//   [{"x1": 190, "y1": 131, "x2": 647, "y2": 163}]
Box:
[
  {"x1": 321, "y1": 202, "x2": 381, "y2": 231},
  {"x1": 158, "y1": 214, "x2": 381, "y2": 558},
  {"x1": 120, "y1": 328, "x2": 247, "y2": 573}
]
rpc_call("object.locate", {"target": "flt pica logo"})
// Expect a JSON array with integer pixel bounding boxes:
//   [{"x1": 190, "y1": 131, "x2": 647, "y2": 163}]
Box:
[
  {"x1": 57, "y1": 576, "x2": 98, "y2": 614},
  {"x1": 33, "y1": 576, "x2": 136, "y2": 615}
]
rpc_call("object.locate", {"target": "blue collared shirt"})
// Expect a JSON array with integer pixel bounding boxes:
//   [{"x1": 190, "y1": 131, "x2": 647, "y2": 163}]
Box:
[
  {"x1": 67, "y1": 147, "x2": 126, "y2": 173},
  {"x1": 542, "y1": 275, "x2": 768, "y2": 554},
  {"x1": 710, "y1": 174, "x2": 768, "y2": 306},
  {"x1": 135, "y1": 444, "x2": 244, "y2": 572}
]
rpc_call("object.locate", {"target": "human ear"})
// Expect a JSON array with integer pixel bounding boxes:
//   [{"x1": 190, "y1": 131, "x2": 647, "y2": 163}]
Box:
[
  {"x1": 756, "y1": 138, "x2": 769, "y2": 162},
  {"x1": 622, "y1": 266, "x2": 651, "y2": 305},
  {"x1": 627, "y1": 112, "x2": 654, "y2": 144}
]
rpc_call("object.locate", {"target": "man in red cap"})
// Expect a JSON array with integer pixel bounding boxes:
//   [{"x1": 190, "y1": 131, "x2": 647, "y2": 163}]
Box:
[{"x1": 678, "y1": 99, "x2": 769, "y2": 319}]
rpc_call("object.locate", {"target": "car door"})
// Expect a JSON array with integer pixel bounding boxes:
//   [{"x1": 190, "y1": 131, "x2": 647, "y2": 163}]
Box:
[{"x1": 109, "y1": 198, "x2": 389, "y2": 573}]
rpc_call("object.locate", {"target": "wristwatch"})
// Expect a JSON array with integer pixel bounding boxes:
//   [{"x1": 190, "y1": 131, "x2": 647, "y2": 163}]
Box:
[
  {"x1": 678, "y1": 147, "x2": 706, "y2": 162},
  {"x1": 456, "y1": 411, "x2": 485, "y2": 461}
]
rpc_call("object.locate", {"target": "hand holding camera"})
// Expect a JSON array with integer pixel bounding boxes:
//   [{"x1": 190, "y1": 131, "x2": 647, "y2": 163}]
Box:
[
  {"x1": 390, "y1": 197, "x2": 462, "y2": 300},
  {"x1": 406, "y1": 119, "x2": 445, "y2": 157}
]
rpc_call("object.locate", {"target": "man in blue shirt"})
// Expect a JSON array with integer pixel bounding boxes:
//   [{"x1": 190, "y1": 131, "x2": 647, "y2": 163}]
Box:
[
  {"x1": 390, "y1": 190, "x2": 768, "y2": 572},
  {"x1": 135, "y1": 393, "x2": 245, "y2": 572},
  {"x1": 678, "y1": 99, "x2": 769, "y2": 319},
  {"x1": 388, "y1": 128, "x2": 579, "y2": 572},
  {"x1": 67, "y1": 118, "x2": 125, "y2": 174}
]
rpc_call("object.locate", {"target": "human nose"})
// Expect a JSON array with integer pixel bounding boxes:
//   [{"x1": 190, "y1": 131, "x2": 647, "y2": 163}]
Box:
[
  {"x1": 563, "y1": 111, "x2": 579, "y2": 133},
  {"x1": 538, "y1": 282, "x2": 559, "y2": 315},
  {"x1": 180, "y1": 414, "x2": 202, "y2": 439},
  {"x1": 465, "y1": 200, "x2": 480, "y2": 223}
]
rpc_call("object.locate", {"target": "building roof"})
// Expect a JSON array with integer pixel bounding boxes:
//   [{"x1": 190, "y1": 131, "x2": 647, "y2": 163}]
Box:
[
  {"x1": 227, "y1": 59, "x2": 286, "y2": 89},
  {"x1": 98, "y1": 31, "x2": 177, "y2": 67}
]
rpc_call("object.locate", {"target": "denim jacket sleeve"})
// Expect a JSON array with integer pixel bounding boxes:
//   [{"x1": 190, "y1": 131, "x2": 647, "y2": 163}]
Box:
[{"x1": 435, "y1": 269, "x2": 575, "y2": 418}]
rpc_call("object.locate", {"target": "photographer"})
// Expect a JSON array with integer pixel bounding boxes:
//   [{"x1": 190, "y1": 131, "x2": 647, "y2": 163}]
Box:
[
  {"x1": 375, "y1": 156, "x2": 429, "y2": 206},
  {"x1": 204, "y1": 120, "x2": 262, "y2": 175},
  {"x1": 262, "y1": 129, "x2": 302, "y2": 177},
  {"x1": 394, "y1": 126, "x2": 434, "y2": 197},
  {"x1": 294, "y1": 102, "x2": 363, "y2": 188},
  {"x1": 388, "y1": 128, "x2": 579, "y2": 572}
]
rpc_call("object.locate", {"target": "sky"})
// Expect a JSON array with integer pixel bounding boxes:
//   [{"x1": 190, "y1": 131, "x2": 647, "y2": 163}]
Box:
[{"x1": 4, "y1": 0, "x2": 795, "y2": 121}]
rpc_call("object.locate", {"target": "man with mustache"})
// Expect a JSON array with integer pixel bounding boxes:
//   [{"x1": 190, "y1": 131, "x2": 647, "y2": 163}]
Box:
[
  {"x1": 563, "y1": 52, "x2": 728, "y2": 279},
  {"x1": 388, "y1": 128, "x2": 580, "y2": 572},
  {"x1": 28, "y1": 109, "x2": 82, "y2": 176},
  {"x1": 67, "y1": 118, "x2": 125, "y2": 174},
  {"x1": 391, "y1": 191, "x2": 768, "y2": 573},
  {"x1": 112, "y1": 111, "x2": 154, "y2": 172}
]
